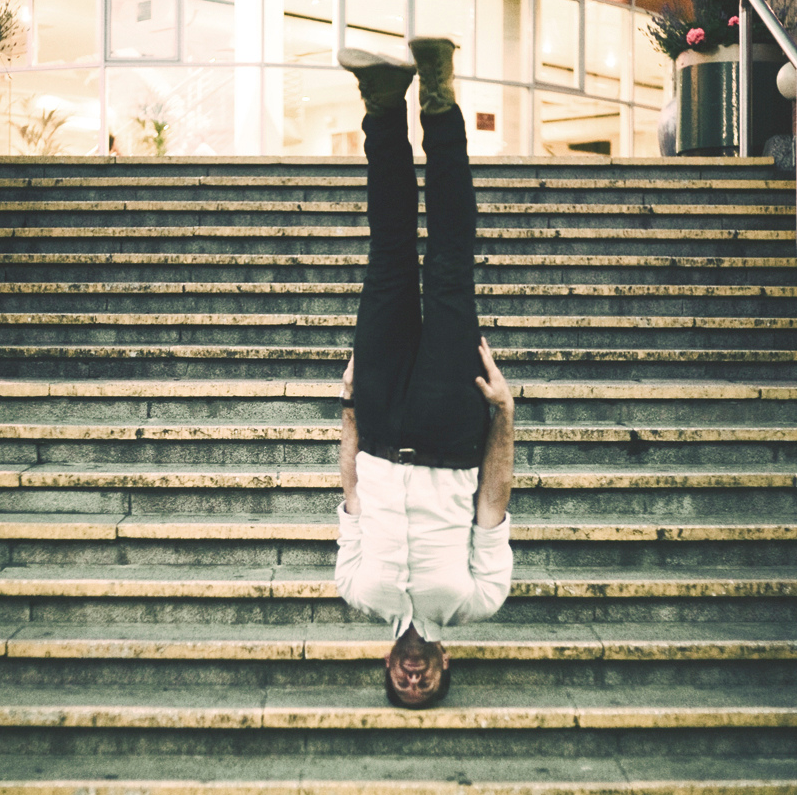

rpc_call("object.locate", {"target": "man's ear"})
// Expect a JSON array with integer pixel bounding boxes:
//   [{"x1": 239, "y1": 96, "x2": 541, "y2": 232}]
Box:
[
  {"x1": 441, "y1": 651, "x2": 450, "y2": 670},
  {"x1": 384, "y1": 653, "x2": 391, "y2": 668}
]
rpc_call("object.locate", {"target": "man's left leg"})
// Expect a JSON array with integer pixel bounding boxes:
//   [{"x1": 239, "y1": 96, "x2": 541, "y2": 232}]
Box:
[{"x1": 401, "y1": 38, "x2": 489, "y2": 464}]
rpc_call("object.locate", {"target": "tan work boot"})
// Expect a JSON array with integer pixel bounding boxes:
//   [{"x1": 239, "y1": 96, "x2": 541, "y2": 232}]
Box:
[
  {"x1": 408, "y1": 37, "x2": 456, "y2": 115},
  {"x1": 337, "y1": 48, "x2": 416, "y2": 117}
]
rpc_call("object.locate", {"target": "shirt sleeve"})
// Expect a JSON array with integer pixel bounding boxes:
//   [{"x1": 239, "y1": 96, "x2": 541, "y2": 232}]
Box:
[
  {"x1": 334, "y1": 499, "x2": 363, "y2": 608},
  {"x1": 463, "y1": 511, "x2": 513, "y2": 622}
]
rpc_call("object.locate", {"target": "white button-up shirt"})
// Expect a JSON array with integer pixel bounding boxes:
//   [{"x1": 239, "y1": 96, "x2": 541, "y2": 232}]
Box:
[{"x1": 335, "y1": 451, "x2": 513, "y2": 642}]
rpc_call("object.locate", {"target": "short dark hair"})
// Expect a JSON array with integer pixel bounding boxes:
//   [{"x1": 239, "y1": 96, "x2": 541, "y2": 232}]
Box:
[{"x1": 384, "y1": 664, "x2": 451, "y2": 709}]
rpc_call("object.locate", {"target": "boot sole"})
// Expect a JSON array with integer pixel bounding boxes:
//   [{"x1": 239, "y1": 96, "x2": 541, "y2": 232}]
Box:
[{"x1": 337, "y1": 48, "x2": 416, "y2": 74}]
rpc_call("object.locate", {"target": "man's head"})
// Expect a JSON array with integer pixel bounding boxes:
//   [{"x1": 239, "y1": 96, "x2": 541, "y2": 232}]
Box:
[{"x1": 384, "y1": 624, "x2": 450, "y2": 709}]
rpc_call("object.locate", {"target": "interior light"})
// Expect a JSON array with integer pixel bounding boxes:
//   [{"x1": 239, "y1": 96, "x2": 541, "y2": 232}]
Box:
[
  {"x1": 18, "y1": 4, "x2": 31, "y2": 25},
  {"x1": 605, "y1": 52, "x2": 616, "y2": 68},
  {"x1": 34, "y1": 95, "x2": 64, "y2": 113},
  {"x1": 302, "y1": 96, "x2": 310, "y2": 102},
  {"x1": 542, "y1": 40, "x2": 553, "y2": 54}
]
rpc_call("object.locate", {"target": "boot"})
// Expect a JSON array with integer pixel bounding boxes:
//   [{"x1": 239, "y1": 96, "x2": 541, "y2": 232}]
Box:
[
  {"x1": 337, "y1": 48, "x2": 416, "y2": 117},
  {"x1": 408, "y1": 38, "x2": 456, "y2": 115}
]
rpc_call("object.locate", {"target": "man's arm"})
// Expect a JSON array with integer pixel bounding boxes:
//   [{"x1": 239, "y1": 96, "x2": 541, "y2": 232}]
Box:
[
  {"x1": 339, "y1": 355, "x2": 361, "y2": 516},
  {"x1": 474, "y1": 337, "x2": 514, "y2": 529}
]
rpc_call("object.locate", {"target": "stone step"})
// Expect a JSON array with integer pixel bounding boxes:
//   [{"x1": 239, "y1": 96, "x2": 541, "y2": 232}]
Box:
[
  {"x1": 1, "y1": 315, "x2": 793, "y2": 351},
  {"x1": 2, "y1": 513, "x2": 795, "y2": 542},
  {"x1": 2, "y1": 345, "x2": 795, "y2": 381},
  {"x1": 1, "y1": 757, "x2": 796, "y2": 795},
  {"x1": 1, "y1": 563, "x2": 794, "y2": 600},
  {"x1": 0, "y1": 682, "x2": 795, "y2": 729},
  {"x1": 1, "y1": 621, "x2": 795, "y2": 663},
  {"x1": 3, "y1": 421, "x2": 795, "y2": 469},
  {"x1": 0, "y1": 202, "x2": 792, "y2": 231},
  {"x1": 2, "y1": 282, "x2": 794, "y2": 318},
  {"x1": 0, "y1": 226, "x2": 792, "y2": 259},
  {"x1": 3, "y1": 253, "x2": 794, "y2": 287}
]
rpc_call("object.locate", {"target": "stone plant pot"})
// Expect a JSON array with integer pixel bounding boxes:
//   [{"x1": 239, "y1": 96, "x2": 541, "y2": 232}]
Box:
[{"x1": 676, "y1": 43, "x2": 792, "y2": 156}]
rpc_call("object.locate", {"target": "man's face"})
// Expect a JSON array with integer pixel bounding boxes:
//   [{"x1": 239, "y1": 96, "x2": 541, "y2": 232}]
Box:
[{"x1": 385, "y1": 628, "x2": 450, "y2": 707}]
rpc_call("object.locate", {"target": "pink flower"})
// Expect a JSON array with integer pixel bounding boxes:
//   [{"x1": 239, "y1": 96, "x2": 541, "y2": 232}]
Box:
[
  {"x1": 686, "y1": 27, "x2": 706, "y2": 46},
  {"x1": 728, "y1": 15, "x2": 740, "y2": 25}
]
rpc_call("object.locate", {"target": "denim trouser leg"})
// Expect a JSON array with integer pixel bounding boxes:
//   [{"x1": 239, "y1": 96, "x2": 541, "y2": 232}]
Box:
[
  {"x1": 353, "y1": 102, "x2": 421, "y2": 449},
  {"x1": 354, "y1": 102, "x2": 489, "y2": 462}
]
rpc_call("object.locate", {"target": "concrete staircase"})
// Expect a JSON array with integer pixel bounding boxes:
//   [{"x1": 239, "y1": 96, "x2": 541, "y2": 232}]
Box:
[{"x1": 0, "y1": 154, "x2": 796, "y2": 793}]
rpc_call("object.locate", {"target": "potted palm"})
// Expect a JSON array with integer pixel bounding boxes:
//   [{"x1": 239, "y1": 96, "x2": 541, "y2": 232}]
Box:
[{"x1": 648, "y1": 0, "x2": 792, "y2": 155}]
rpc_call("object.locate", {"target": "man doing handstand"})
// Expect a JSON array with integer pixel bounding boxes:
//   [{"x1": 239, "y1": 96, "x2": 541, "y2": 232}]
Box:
[{"x1": 335, "y1": 37, "x2": 515, "y2": 709}]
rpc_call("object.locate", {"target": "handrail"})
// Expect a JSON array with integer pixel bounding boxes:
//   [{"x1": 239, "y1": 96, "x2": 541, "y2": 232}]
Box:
[{"x1": 738, "y1": 0, "x2": 796, "y2": 253}]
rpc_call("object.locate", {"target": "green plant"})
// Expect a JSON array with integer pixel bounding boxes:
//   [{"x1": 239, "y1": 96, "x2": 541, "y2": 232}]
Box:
[
  {"x1": 135, "y1": 101, "x2": 170, "y2": 156},
  {"x1": 0, "y1": 1, "x2": 20, "y2": 54},
  {"x1": 14, "y1": 98, "x2": 67, "y2": 155},
  {"x1": 647, "y1": 0, "x2": 789, "y2": 60}
]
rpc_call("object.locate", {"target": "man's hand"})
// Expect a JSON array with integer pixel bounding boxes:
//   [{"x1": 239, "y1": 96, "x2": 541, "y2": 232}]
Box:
[
  {"x1": 342, "y1": 355, "x2": 355, "y2": 401},
  {"x1": 475, "y1": 337, "x2": 513, "y2": 412}
]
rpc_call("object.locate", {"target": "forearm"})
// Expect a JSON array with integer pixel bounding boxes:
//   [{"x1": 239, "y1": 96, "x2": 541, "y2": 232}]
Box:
[
  {"x1": 475, "y1": 402, "x2": 514, "y2": 529},
  {"x1": 340, "y1": 406, "x2": 361, "y2": 515}
]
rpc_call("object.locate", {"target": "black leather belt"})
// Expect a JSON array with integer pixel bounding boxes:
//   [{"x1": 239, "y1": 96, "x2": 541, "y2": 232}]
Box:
[{"x1": 359, "y1": 437, "x2": 481, "y2": 470}]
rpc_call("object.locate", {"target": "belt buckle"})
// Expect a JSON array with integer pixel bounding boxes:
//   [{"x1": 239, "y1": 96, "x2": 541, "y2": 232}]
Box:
[{"x1": 398, "y1": 447, "x2": 416, "y2": 465}]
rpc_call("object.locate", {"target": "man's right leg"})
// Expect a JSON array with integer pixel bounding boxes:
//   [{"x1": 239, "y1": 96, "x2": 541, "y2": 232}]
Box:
[{"x1": 338, "y1": 51, "x2": 421, "y2": 449}]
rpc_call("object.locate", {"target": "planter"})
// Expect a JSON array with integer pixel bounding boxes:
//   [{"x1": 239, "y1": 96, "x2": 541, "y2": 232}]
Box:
[{"x1": 676, "y1": 43, "x2": 792, "y2": 156}]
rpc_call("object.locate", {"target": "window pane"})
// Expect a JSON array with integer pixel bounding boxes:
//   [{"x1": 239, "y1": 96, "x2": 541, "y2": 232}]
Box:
[
  {"x1": 110, "y1": 0, "x2": 178, "y2": 60},
  {"x1": 33, "y1": 0, "x2": 98, "y2": 65},
  {"x1": 634, "y1": 11, "x2": 668, "y2": 107},
  {"x1": 185, "y1": 0, "x2": 262, "y2": 63},
  {"x1": 585, "y1": 1, "x2": 628, "y2": 99},
  {"x1": 475, "y1": 0, "x2": 529, "y2": 82},
  {"x1": 415, "y1": 0, "x2": 472, "y2": 76},
  {"x1": 633, "y1": 105, "x2": 660, "y2": 156},
  {"x1": 344, "y1": 25, "x2": 405, "y2": 61},
  {"x1": 107, "y1": 66, "x2": 261, "y2": 155},
  {"x1": 535, "y1": 90, "x2": 621, "y2": 156},
  {"x1": 460, "y1": 80, "x2": 530, "y2": 155},
  {"x1": 346, "y1": 0, "x2": 404, "y2": 37},
  {"x1": 536, "y1": 0, "x2": 578, "y2": 87},
  {"x1": 284, "y1": 13, "x2": 335, "y2": 65},
  {"x1": 265, "y1": 65, "x2": 364, "y2": 155},
  {"x1": 2, "y1": 69, "x2": 99, "y2": 155}
]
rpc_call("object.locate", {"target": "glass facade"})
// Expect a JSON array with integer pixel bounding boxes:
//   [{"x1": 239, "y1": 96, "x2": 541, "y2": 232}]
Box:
[{"x1": 0, "y1": 0, "x2": 670, "y2": 157}]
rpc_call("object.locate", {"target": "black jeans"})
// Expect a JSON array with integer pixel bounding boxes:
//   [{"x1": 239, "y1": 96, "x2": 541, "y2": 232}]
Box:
[{"x1": 353, "y1": 102, "x2": 489, "y2": 466}]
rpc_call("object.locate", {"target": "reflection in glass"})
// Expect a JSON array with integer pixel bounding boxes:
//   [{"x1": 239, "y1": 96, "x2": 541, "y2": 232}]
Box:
[
  {"x1": 107, "y1": 67, "x2": 261, "y2": 156},
  {"x1": 535, "y1": 90, "x2": 621, "y2": 156},
  {"x1": 585, "y1": 1, "x2": 628, "y2": 100},
  {"x1": 109, "y1": 0, "x2": 178, "y2": 60},
  {"x1": 633, "y1": 105, "x2": 660, "y2": 156},
  {"x1": 0, "y1": 69, "x2": 99, "y2": 155},
  {"x1": 634, "y1": 11, "x2": 668, "y2": 107},
  {"x1": 33, "y1": 0, "x2": 98, "y2": 65},
  {"x1": 536, "y1": 0, "x2": 578, "y2": 87},
  {"x1": 185, "y1": 0, "x2": 262, "y2": 63},
  {"x1": 264, "y1": 66, "x2": 362, "y2": 155}
]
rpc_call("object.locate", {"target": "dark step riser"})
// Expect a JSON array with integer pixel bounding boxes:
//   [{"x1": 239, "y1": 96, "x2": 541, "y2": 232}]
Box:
[
  {"x1": 3, "y1": 359, "x2": 796, "y2": 381},
  {"x1": 1, "y1": 240, "x2": 793, "y2": 258},
  {"x1": 3, "y1": 398, "x2": 796, "y2": 425},
  {"x1": 2, "y1": 595, "x2": 796, "y2": 627},
  {"x1": 6, "y1": 266, "x2": 796, "y2": 287},
  {"x1": 4, "y1": 539, "x2": 797, "y2": 569},
  {"x1": 3, "y1": 295, "x2": 795, "y2": 317},
  {"x1": 2, "y1": 327, "x2": 794, "y2": 349},
  {"x1": 4, "y1": 211, "x2": 793, "y2": 231},
  {"x1": 2, "y1": 487, "x2": 795, "y2": 519},
  {"x1": 4, "y1": 440, "x2": 796, "y2": 468},
  {"x1": 3, "y1": 187, "x2": 795, "y2": 204},
  {"x1": 1, "y1": 658, "x2": 796, "y2": 690}
]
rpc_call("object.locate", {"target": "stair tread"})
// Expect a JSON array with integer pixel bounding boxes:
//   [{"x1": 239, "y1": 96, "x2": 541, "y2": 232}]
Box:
[
  {"x1": 1, "y1": 252, "x2": 794, "y2": 267},
  {"x1": 1, "y1": 378, "x2": 794, "y2": 400},
  {"x1": 1, "y1": 683, "x2": 796, "y2": 729},
  {"x1": 1, "y1": 564, "x2": 795, "y2": 602},
  {"x1": 0, "y1": 755, "x2": 796, "y2": 791},
  {"x1": 4, "y1": 281, "x2": 796, "y2": 297},
  {"x1": 1, "y1": 621, "x2": 795, "y2": 662}
]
